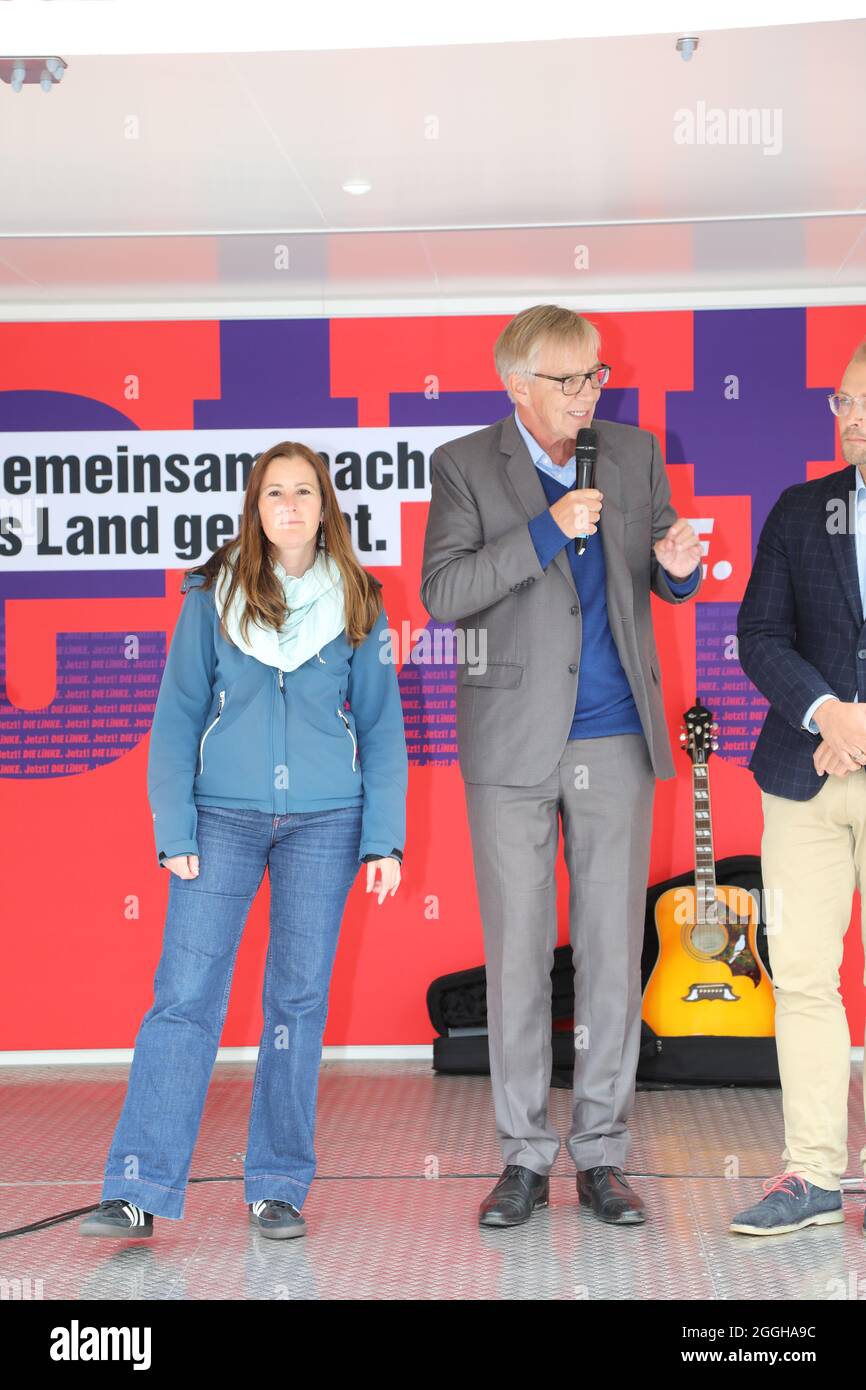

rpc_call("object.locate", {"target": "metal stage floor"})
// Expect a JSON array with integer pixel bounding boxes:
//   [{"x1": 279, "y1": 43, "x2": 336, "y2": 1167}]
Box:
[{"x1": 2, "y1": 1060, "x2": 865, "y2": 1301}]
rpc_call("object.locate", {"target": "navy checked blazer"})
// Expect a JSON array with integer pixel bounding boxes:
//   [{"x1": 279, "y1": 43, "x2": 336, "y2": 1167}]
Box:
[{"x1": 737, "y1": 463, "x2": 866, "y2": 800}]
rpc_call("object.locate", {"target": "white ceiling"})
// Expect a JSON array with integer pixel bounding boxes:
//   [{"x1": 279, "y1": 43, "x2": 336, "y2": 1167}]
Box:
[
  {"x1": 3, "y1": 0, "x2": 865, "y2": 52},
  {"x1": 0, "y1": 17, "x2": 863, "y2": 312}
]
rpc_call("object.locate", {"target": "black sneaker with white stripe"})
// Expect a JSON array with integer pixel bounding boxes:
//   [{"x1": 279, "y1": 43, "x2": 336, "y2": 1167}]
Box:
[
  {"x1": 79, "y1": 1199, "x2": 154, "y2": 1238},
  {"x1": 248, "y1": 1198, "x2": 306, "y2": 1239}
]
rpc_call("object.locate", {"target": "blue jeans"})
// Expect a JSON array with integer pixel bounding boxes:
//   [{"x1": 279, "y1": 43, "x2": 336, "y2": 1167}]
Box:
[{"x1": 101, "y1": 802, "x2": 364, "y2": 1219}]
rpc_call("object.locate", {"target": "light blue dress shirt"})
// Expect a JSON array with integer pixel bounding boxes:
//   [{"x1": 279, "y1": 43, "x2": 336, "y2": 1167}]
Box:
[{"x1": 802, "y1": 467, "x2": 866, "y2": 733}]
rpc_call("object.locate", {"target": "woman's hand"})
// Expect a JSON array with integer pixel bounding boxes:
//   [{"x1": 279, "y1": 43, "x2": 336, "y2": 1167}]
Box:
[
  {"x1": 163, "y1": 853, "x2": 200, "y2": 879},
  {"x1": 365, "y1": 856, "x2": 401, "y2": 904}
]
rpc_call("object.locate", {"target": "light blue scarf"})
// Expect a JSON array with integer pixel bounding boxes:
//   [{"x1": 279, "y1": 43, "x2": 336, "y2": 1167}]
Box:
[{"x1": 214, "y1": 549, "x2": 346, "y2": 672}]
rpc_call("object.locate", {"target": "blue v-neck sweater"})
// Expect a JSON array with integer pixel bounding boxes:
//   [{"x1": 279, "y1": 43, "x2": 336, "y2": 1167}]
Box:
[{"x1": 527, "y1": 467, "x2": 698, "y2": 740}]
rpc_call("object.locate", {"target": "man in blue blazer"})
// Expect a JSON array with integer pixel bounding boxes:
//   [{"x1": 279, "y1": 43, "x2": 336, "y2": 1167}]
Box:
[{"x1": 734, "y1": 338, "x2": 866, "y2": 1238}]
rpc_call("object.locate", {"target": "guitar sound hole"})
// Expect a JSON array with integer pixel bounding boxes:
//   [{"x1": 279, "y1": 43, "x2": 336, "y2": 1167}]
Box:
[{"x1": 689, "y1": 924, "x2": 728, "y2": 958}]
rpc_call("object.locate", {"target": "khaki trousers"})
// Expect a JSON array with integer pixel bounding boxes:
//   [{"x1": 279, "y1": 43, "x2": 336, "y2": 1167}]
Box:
[{"x1": 761, "y1": 773, "x2": 866, "y2": 1190}]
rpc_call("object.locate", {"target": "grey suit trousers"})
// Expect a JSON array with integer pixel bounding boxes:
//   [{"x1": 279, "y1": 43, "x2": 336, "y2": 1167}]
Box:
[{"x1": 464, "y1": 730, "x2": 655, "y2": 1174}]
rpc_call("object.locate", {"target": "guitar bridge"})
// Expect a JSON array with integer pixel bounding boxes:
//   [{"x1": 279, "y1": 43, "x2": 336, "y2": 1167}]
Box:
[{"x1": 682, "y1": 982, "x2": 739, "y2": 1003}]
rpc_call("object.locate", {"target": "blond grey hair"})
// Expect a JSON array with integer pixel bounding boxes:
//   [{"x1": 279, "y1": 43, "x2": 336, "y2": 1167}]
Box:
[{"x1": 494, "y1": 304, "x2": 601, "y2": 405}]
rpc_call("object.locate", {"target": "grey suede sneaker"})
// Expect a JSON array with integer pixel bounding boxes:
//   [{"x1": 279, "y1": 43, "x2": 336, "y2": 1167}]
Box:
[
  {"x1": 248, "y1": 1198, "x2": 306, "y2": 1239},
  {"x1": 729, "y1": 1173, "x2": 844, "y2": 1236}
]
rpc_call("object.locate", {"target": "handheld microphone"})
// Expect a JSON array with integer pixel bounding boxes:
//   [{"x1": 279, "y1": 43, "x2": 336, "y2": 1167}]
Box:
[{"x1": 573, "y1": 427, "x2": 598, "y2": 556}]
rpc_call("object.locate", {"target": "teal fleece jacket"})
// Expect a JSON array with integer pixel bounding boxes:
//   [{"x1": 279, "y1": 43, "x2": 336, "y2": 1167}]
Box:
[{"x1": 147, "y1": 570, "x2": 408, "y2": 869}]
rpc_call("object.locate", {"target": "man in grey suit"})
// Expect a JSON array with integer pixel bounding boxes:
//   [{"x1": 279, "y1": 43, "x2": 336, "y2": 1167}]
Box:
[{"x1": 420, "y1": 304, "x2": 702, "y2": 1227}]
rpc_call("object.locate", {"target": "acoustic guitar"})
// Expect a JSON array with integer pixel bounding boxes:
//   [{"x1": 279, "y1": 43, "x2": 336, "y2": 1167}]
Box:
[{"x1": 642, "y1": 697, "x2": 775, "y2": 1038}]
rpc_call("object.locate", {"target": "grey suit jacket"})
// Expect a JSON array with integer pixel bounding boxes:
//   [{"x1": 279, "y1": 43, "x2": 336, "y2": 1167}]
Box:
[{"x1": 419, "y1": 411, "x2": 701, "y2": 784}]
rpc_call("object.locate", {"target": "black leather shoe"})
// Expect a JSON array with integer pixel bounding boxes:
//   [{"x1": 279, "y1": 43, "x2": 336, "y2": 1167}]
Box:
[
  {"x1": 479, "y1": 1164, "x2": 550, "y2": 1227},
  {"x1": 575, "y1": 1165, "x2": 646, "y2": 1225}
]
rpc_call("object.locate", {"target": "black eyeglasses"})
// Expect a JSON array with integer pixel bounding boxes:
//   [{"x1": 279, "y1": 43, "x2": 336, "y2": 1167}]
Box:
[{"x1": 530, "y1": 364, "x2": 611, "y2": 396}]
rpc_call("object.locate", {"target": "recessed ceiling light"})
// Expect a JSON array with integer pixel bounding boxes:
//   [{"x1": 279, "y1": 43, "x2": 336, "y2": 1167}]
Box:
[
  {"x1": 342, "y1": 179, "x2": 372, "y2": 196},
  {"x1": 675, "y1": 35, "x2": 700, "y2": 60}
]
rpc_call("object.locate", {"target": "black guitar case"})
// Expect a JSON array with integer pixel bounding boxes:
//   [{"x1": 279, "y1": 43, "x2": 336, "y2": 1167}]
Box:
[{"x1": 427, "y1": 854, "x2": 780, "y2": 1089}]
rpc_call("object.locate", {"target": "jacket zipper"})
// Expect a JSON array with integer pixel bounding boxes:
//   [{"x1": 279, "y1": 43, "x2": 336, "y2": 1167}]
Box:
[
  {"x1": 198, "y1": 690, "x2": 225, "y2": 774},
  {"x1": 277, "y1": 668, "x2": 287, "y2": 813},
  {"x1": 337, "y1": 706, "x2": 358, "y2": 772}
]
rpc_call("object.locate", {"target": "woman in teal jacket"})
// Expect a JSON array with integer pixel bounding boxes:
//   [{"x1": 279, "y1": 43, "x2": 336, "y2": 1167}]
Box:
[{"x1": 80, "y1": 440, "x2": 408, "y2": 1243}]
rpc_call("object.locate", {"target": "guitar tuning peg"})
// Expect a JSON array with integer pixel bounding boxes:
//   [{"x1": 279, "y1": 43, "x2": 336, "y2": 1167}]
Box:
[
  {"x1": 679, "y1": 731, "x2": 687, "y2": 742},
  {"x1": 710, "y1": 739, "x2": 719, "y2": 750},
  {"x1": 710, "y1": 722, "x2": 720, "y2": 732}
]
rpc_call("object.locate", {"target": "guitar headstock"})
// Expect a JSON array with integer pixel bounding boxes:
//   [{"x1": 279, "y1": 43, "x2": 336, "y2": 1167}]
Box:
[{"x1": 679, "y1": 696, "x2": 720, "y2": 764}]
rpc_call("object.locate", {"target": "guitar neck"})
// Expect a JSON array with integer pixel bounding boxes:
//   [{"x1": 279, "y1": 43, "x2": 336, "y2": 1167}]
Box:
[{"x1": 693, "y1": 759, "x2": 718, "y2": 923}]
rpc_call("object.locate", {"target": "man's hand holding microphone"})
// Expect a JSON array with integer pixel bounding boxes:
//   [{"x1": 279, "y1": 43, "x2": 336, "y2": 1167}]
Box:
[
  {"x1": 546, "y1": 422, "x2": 700, "y2": 580},
  {"x1": 547, "y1": 485, "x2": 604, "y2": 543},
  {"x1": 547, "y1": 488, "x2": 700, "y2": 577}
]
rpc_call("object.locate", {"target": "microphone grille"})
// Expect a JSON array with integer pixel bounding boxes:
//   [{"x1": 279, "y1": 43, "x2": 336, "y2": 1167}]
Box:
[{"x1": 575, "y1": 427, "x2": 598, "y2": 457}]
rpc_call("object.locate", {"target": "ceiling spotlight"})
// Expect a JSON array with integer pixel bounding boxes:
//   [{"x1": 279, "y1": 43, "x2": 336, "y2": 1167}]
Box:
[
  {"x1": 41, "y1": 57, "x2": 66, "y2": 92},
  {"x1": 0, "y1": 56, "x2": 68, "y2": 91},
  {"x1": 675, "y1": 36, "x2": 699, "y2": 62},
  {"x1": 342, "y1": 178, "x2": 372, "y2": 196}
]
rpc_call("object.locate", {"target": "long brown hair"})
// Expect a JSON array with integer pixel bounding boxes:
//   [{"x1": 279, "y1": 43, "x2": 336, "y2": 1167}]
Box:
[{"x1": 186, "y1": 441, "x2": 383, "y2": 648}]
